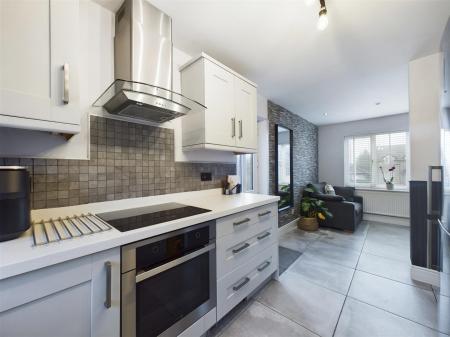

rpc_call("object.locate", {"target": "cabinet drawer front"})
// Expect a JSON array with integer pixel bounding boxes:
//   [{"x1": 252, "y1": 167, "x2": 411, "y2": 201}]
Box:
[
  {"x1": 217, "y1": 223, "x2": 277, "y2": 279},
  {"x1": 216, "y1": 203, "x2": 277, "y2": 238},
  {"x1": 217, "y1": 244, "x2": 277, "y2": 320},
  {"x1": 0, "y1": 255, "x2": 92, "y2": 312}
]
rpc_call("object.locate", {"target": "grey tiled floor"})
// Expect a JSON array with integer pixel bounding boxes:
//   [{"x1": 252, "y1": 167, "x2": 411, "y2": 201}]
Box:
[{"x1": 212, "y1": 221, "x2": 450, "y2": 337}]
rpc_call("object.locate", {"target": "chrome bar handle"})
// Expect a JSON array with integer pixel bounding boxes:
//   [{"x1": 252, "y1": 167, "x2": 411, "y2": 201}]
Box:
[
  {"x1": 427, "y1": 165, "x2": 443, "y2": 269},
  {"x1": 232, "y1": 242, "x2": 250, "y2": 254},
  {"x1": 231, "y1": 118, "x2": 236, "y2": 138},
  {"x1": 257, "y1": 232, "x2": 271, "y2": 240},
  {"x1": 257, "y1": 260, "x2": 271, "y2": 272},
  {"x1": 258, "y1": 210, "x2": 272, "y2": 217},
  {"x1": 62, "y1": 63, "x2": 69, "y2": 104},
  {"x1": 232, "y1": 277, "x2": 250, "y2": 291},
  {"x1": 233, "y1": 218, "x2": 250, "y2": 226},
  {"x1": 239, "y1": 120, "x2": 243, "y2": 139},
  {"x1": 104, "y1": 261, "x2": 112, "y2": 308}
]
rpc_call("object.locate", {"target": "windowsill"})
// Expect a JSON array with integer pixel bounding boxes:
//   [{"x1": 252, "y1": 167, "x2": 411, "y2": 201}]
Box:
[{"x1": 354, "y1": 187, "x2": 409, "y2": 193}]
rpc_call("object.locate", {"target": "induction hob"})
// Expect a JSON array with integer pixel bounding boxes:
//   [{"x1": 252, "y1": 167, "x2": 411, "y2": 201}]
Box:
[{"x1": 96, "y1": 203, "x2": 211, "y2": 232}]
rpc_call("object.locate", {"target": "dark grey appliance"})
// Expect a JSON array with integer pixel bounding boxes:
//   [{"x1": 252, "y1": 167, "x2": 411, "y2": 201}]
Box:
[
  {"x1": 93, "y1": 0, "x2": 205, "y2": 123},
  {"x1": 0, "y1": 166, "x2": 30, "y2": 242},
  {"x1": 120, "y1": 221, "x2": 216, "y2": 337}
]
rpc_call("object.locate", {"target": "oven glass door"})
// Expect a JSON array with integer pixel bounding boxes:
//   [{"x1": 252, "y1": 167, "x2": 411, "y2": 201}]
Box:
[{"x1": 136, "y1": 252, "x2": 211, "y2": 337}]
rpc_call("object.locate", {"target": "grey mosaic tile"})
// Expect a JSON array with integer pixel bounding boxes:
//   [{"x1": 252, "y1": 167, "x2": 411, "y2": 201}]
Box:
[
  {"x1": 268, "y1": 101, "x2": 318, "y2": 227},
  {"x1": 1, "y1": 115, "x2": 235, "y2": 209}
]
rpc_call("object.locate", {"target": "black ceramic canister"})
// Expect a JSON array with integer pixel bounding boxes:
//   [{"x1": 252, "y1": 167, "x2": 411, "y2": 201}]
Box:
[{"x1": 0, "y1": 166, "x2": 31, "y2": 242}]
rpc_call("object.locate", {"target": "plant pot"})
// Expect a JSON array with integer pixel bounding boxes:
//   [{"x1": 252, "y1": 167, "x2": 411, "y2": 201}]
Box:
[
  {"x1": 386, "y1": 182, "x2": 394, "y2": 190},
  {"x1": 298, "y1": 217, "x2": 319, "y2": 231}
]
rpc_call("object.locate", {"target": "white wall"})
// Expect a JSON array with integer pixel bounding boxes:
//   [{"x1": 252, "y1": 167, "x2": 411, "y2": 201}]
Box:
[
  {"x1": 409, "y1": 53, "x2": 443, "y2": 181},
  {"x1": 0, "y1": 0, "x2": 235, "y2": 163},
  {"x1": 318, "y1": 113, "x2": 409, "y2": 186}
]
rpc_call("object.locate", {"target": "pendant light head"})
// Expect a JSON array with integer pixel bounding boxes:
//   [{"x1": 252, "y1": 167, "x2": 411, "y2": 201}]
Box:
[{"x1": 317, "y1": 0, "x2": 329, "y2": 31}]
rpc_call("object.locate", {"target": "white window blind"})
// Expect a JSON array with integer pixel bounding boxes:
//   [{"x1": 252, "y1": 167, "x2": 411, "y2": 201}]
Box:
[
  {"x1": 345, "y1": 132, "x2": 409, "y2": 189},
  {"x1": 237, "y1": 154, "x2": 255, "y2": 192}
]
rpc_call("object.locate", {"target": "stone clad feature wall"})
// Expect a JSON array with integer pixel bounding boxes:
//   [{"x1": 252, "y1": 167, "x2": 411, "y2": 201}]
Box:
[
  {"x1": 0, "y1": 116, "x2": 236, "y2": 209},
  {"x1": 268, "y1": 101, "x2": 318, "y2": 227}
]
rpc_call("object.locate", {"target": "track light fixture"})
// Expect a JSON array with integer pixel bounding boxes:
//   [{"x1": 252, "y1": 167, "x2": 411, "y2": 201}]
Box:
[{"x1": 317, "y1": 0, "x2": 329, "y2": 31}]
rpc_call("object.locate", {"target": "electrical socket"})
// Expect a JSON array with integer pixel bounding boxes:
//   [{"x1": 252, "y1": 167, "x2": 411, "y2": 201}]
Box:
[{"x1": 200, "y1": 172, "x2": 212, "y2": 181}]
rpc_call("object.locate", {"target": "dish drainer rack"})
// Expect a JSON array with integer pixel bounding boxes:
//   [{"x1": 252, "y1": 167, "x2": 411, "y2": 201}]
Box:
[{"x1": 32, "y1": 214, "x2": 112, "y2": 246}]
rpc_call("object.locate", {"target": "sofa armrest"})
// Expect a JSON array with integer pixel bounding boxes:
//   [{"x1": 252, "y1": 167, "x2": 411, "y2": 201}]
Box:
[{"x1": 353, "y1": 195, "x2": 363, "y2": 209}]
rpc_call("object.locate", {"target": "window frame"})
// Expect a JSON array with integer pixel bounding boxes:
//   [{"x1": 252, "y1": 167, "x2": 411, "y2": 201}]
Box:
[
  {"x1": 344, "y1": 131, "x2": 410, "y2": 190},
  {"x1": 237, "y1": 153, "x2": 257, "y2": 193}
]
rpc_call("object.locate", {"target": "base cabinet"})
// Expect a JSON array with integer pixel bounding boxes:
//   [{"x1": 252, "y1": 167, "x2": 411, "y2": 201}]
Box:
[
  {"x1": 216, "y1": 202, "x2": 279, "y2": 321},
  {"x1": 0, "y1": 248, "x2": 120, "y2": 337}
]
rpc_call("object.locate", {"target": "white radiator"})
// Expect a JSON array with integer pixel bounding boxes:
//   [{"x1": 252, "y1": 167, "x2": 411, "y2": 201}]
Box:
[{"x1": 354, "y1": 189, "x2": 410, "y2": 218}]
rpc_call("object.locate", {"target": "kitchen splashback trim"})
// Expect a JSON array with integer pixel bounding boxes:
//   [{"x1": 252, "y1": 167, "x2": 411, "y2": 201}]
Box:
[{"x1": 0, "y1": 116, "x2": 236, "y2": 209}]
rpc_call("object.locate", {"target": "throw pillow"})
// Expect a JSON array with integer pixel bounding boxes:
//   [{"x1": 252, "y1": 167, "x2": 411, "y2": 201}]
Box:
[{"x1": 324, "y1": 184, "x2": 336, "y2": 195}]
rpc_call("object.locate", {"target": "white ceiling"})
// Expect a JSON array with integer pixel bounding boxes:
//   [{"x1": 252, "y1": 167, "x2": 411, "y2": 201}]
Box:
[{"x1": 96, "y1": 0, "x2": 450, "y2": 125}]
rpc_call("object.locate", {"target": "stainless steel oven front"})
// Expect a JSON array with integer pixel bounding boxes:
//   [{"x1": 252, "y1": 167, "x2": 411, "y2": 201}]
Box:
[{"x1": 121, "y1": 221, "x2": 216, "y2": 337}]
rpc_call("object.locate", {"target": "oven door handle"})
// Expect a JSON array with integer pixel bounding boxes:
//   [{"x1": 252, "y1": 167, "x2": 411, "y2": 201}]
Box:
[{"x1": 135, "y1": 243, "x2": 216, "y2": 283}]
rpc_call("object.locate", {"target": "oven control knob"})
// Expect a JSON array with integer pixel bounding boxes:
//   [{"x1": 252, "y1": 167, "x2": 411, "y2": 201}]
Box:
[
  {"x1": 195, "y1": 232, "x2": 201, "y2": 239},
  {"x1": 152, "y1": 246, "x2": 159, "y2": 254}
]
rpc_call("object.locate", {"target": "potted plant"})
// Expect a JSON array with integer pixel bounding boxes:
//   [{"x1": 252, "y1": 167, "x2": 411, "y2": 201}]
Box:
[
  {"x1": 379, "y1": 165, "x2": 396, "y2": 190},
  {"x1": 299, "y1": 188, "x2": 333, "y2": 231}
]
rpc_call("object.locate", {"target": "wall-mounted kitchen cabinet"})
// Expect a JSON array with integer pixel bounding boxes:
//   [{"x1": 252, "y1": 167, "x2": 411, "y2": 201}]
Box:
[
  {"x1": 0, "y1": 0, "x2": 80, "y2": 134},
  {"x1": 180, "y1": 53, "x2": 257, "y2": 153}
]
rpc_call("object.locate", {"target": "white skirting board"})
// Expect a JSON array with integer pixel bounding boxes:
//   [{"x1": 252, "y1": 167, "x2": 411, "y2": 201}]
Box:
[
  {"x1": 278, "y1": 218, "x2": 299, "y2": 234},
  {"x1": 363, "y1": 213, "x2": 410, "y2": 227},
  {"x1": 411, "y1": 265, "x2": 440, "y2": 287}
]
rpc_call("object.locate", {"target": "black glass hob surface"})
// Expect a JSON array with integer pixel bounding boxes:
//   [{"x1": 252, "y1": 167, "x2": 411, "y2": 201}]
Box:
[{"x1": 96, "y1": 203, "x2": 211, "y2": 232}]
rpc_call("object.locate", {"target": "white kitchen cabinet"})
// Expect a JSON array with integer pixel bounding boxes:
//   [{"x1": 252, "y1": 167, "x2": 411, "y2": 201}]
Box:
[
  {"x1": 234, "y1": 76, "x2": 257, "y2": 149},
  {"x1": 215, "y1": 202, "x2": 279, "y2": 320},
  {"x1": 0, "y1": 0, "x2": 80, "y2": 134},
  {"x1": 0, "y1": 248, "x2": 120, "y2": 337},
  {"x1": 180, "y1": 53, "x2": 257, "y2": 153}
]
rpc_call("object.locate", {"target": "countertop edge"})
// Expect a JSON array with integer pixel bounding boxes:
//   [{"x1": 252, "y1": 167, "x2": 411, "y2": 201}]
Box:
[{"x1": 0, "y1": 193, "x2": 279, "y2": 280}]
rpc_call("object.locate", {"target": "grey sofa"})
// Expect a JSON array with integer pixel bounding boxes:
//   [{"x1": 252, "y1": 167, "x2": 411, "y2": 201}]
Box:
[{"x1": 303, "y1": 183, "x2": 363, "y2": 232}]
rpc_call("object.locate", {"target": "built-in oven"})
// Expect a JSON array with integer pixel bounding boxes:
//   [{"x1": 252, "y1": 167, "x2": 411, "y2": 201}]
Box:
[{"x1": 121, "y1": 221, "x2": 216, "y2": 337}]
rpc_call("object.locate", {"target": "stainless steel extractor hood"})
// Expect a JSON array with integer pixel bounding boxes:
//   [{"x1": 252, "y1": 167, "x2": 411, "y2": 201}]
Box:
[{"x1": 93, "y1": 0, "x2": 205, "y2": 123}]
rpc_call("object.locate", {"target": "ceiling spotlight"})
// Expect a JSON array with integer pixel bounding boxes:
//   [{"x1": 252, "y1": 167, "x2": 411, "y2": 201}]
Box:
[
  {"x1": 317, "y1": 0, "x2": 329, "y2": 31},
  {"x1": 323, "y1": 112, "x2": 328, "y2": 116},
  {"x1": 305, "y1": 0, "x2": 315, "y2": 6},
  {"x1": 375, "y1": 102, "x2": 381, "y2": 106}
]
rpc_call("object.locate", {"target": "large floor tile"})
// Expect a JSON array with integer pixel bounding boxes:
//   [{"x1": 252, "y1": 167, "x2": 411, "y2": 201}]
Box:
[
  {"x1": 357, "y1": 252, "x2": 431, "y2": 290},
  {"x1": 362, "y1": 238, "x2": 410, "y2": 263},
  {"x1": 306, "y1": 240, "x2": 361, "y2": 268},
  {"x1": 279, "y1": 229, "x2": 320, "y2": 253},
  {"x1": 218, "y1": 301, "x2": 319, "y2": 337},
  {"x1": 348, "y1": 271, "x2": 450, "y2": 334},
  {"x1": 256, "y1": 271, "x2": 345, "y2": 337},
  {"x1": 289, "y1": 253, "x2": 355, "y2": 294},
  {"x1": 335, "y1": 297, "x2": 447, "y2": 337},
  {"x1": 316, "y1": 229, "x2": 365, "y2": 252},
  {"x1": 209, "y1": 299, "x2": 253, "y2": 337}
]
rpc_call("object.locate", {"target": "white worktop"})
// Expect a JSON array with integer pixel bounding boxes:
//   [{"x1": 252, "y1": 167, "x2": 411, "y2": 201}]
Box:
[{"x1": 0, "y1": 189, "x2": 279, "y2": 280}]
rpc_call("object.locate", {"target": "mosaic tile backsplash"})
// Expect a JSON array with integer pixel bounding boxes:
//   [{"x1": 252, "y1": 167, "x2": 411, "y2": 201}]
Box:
[{"x1": 1, "y1": 116, "x2": 236, "y2": 209}]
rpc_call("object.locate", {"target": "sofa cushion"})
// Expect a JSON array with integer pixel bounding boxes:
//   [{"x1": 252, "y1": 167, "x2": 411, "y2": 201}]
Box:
[{"x1": 311, "y1": 182, "x2": 326, "y2": 194}]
